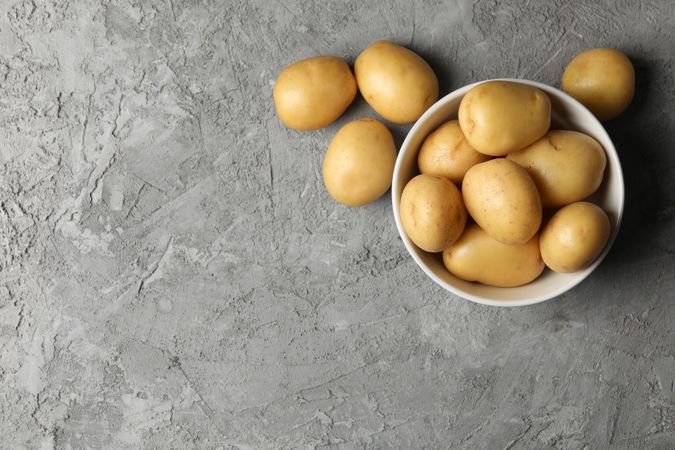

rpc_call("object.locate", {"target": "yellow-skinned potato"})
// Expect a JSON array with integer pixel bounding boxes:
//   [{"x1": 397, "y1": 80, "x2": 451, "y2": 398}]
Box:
[
  {"x1": 462, "y1": 159, "x2": 542, "y2": 244},
  {"x1": 458, "y1": 81, "x2": 551, "y2": 156},
  {"x1": 323, "y1": 119, "x2": 396, "y2": 206},
  {"x1": 417, "y1": 120, "x2": 490, "y2": 183},
  {"x1": 355, "y1": 40, "x2": 438, "y2": 124},
  {"x1": 443, "y1": 224, "x2": 544, "y2": 287},
  {"x1": 562, "y1": 48, "x2": 634, "y2": 121},
  {"x1": 507, "y1": 130, "x2": 607, "y2": 208},
  {"x1": 273, "y1": 56, "x2": 356, "y2": 130},
  {"x1": 540, "y1": 202, "x2": 611, "y2": 273},
  {"x1": 400, "y1": 174, "x2": 466, "y2": 252}
]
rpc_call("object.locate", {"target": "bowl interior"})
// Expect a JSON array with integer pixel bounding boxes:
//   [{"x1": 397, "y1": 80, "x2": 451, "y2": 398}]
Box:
[{"x1": 392, "y1": 79, "x2": 624, "y2": 307}]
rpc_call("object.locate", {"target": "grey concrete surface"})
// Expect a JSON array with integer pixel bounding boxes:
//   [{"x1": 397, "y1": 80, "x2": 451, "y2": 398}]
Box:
[{"x1": 0, "y1": 0, "x2": 674, "y2": 448}]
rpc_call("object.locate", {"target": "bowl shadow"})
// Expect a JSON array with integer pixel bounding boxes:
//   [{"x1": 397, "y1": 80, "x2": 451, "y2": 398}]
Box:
[{"x1": 601, "y1": 56, "x2": 670, "y2": 267}]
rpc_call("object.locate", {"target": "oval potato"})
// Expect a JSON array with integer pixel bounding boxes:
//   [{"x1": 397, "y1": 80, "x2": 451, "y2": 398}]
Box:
[
  {"x1": 355, "y1": 40, "x2": 438, "y2": 124},
  {"x1": 323, "y1": 119, "x2": 396, "y2": 206},
  {"x1": 540, "y1": 202, "x2": 611, "y2": 273},
  {"x1": 400, "y1": 174, "x2": 466, "y2": 252},
  {"x1": 443, "y1": 223, "x2": 544, "y2": 287},
  {"x1": 562, "y1": 48, "x2": 634, "y2": 121},
  {"x1": 458, "y1": 81, "x2": 551, "y2": 156},
  {"x1": 418, "y1": 120, "x2": 490, "y2": 183},
  {"x1": 462, "y1": 159, "x2": 542, "y2": 244},
  {"x1": 273, "y1": 56, "x2": 357, "y2": 130},
  {"x1": 507, "y1": 130, "x2": 607, "y2": 208}
]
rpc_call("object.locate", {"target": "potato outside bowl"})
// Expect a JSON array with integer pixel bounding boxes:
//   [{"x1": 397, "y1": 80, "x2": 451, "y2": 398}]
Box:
[{"x1": 391, "y1": 79, "x2": 625, "y2": 307}]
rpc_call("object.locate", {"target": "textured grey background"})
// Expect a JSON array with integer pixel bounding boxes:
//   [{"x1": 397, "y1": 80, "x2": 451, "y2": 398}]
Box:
[{"x1": 0, "y1": 0, "x2": 674, "y2": 448}]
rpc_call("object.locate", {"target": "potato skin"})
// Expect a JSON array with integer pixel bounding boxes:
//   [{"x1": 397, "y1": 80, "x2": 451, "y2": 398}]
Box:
[
  {"x1": 417, "y1": 120, "x2": 490, "y2": 183},
  {"x1": 458, "y1": 81, "x2": 551, "y2": 156},
  {"x1": 540, "y1": 202, "x2": 611, "y2": 273},
  {"x1": 400, "y1": 174, "x2": 467, "y2": 253},
  {"x1": 562, "y1": 48, "x2": 634, "y2": 121},
  {"x1": 355, "y1": 40, "x2": 438, "y2": 124},
  {"x1": 273, "y1": 56, "x2": 357, "y2": 130},
  {"x1": 322, "y1": 119, "x2": 396, "y2": 206},
  {"x1": 507, "y1": 130, "x2": 607, "y2": 208},
  {"x1": 462, "y1": 159, "x2": 542, "y2": 245},
  {"x1": 443, "y1": 224, "x2": 544, "y2": 287}
]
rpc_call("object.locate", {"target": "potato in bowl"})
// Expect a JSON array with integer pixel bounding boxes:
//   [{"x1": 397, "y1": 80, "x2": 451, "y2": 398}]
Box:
[{"x1": 392, "y1": 79, "x2": 624, "y2": 307}]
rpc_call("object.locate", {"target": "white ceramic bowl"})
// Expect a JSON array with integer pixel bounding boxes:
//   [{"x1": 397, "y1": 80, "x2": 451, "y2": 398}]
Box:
[{"x1": 392, "y1": 79, "x2": 625, "y2": 307}]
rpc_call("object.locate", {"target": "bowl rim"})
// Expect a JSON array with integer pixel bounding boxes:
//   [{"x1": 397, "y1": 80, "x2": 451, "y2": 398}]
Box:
[{"x1": 391, "y1": 78, "x2": 626, "y2": 307}]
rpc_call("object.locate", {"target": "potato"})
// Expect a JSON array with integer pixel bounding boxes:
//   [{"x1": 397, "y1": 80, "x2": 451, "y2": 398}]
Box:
[
  {"x1": 458, "y1": 81, "x2": 551, "y2": 156},
  {"x1": 562, "y1": 48, "x2": 634, "y2": 121},
  {"x1": 507, "y1": 130, "x2": 607, "y2": 208},
  {"x1": 273, "y1": 56, "x2": 357, "y2": 130},
  {"x1": 443, "y1": 224, "x2": 544, "y2": 287},
  {"x1": 323, "y1": 119, "x2": 396, "y2": 206},
  {"x1": 462, "y1": 159, "x2": 542, "y2": 244},
  {"x1": 400, "y1": 174, "x2": 466, "y2": 252},
  {"x1": 417, "y1": 120, "x2": 490, "y2": 183},
  {"x1": 355, "y1": 40, "x2": 438, "y2": 124},
  {"x1": 540, "y1": 202, "x2": 611, "y2": 273}
]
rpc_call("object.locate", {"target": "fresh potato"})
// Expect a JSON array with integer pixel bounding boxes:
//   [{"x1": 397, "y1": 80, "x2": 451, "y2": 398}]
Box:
[
  {"x1": 562, "y1": 48, "x2": 634, "y2": 121},
  {"x1": 323, "y1": 119, "x2": 396, "y2": 206},
  {"x1": 273, "y1": 56, "x2": 357, "y2": 130},
  {"x1": 507, "y1": 130, "x2": 607, "y2": 208},
  {"x1": 540, "y1": 202, "x2": 611, "y2": 273},
  {"x1": 355, "y1": 40, "x2": 438, "y2": 124},
  {"x1": 443, "y1": 224, "x2": 544, "y2": 287},
  {"x1": 462, "y1": 159, "x2": 542, "y2": 244},
  {"x1": 458, "y1": 81, "x2": 551, "y2": 156},
  {"x1": 400, "y1": 174, "x2": 466, "y2": 252},
  {"x1": 417, "y1": 120, "x2": 490, "y2": 183}
]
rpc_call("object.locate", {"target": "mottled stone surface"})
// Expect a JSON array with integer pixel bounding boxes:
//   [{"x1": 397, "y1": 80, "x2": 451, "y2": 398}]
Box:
[{"x1": 0, "y1": 0, "x2": 674, "y2": 448}]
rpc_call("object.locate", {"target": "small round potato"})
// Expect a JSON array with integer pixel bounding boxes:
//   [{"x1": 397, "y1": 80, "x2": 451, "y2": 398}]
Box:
[
  {"x1": 322, "y1": 119, "x2": 396, "y2": 206},
  {"x1": 562, "y1": 48, "x2": 635, "y2": 121},
  {"x1": 355, "y1": 40, "x2": 439, "y2": 124},
  {"x1": 462, "y1": 159, "x2": 542, "y2": 245},
  {"x1": 417, "y1": 120, "x2": 490, "y2": 183},
  {"x1": 540, "y1": 202, "x2": 611, "y2": 273},
  {"x1": 273, "y1": 56, "x2": 357, "y2": 130},
  {"x1": 443, "y1": 224, "x2": 544, "y2": 287},
  {"x1": 458, "y1": 81, "x2": 551, "y2": 156},
  {"x1": 400, "y1": 174, "x2": 466, "y2": 253},
  {"x1": 507, "y1": 130, "x2": 607, "y2": 208}
]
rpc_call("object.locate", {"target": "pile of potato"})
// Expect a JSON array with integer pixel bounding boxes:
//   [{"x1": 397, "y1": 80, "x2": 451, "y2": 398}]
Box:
[
  {"x1": 274, "y1": 40, "x2": 439, "y2": 206},
  {"x1": 273, "y1": 41, "x2": 635, "y2": 288},
  {"x1": 402, "y1": 80, "x2": 614, "y2": 287}
]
